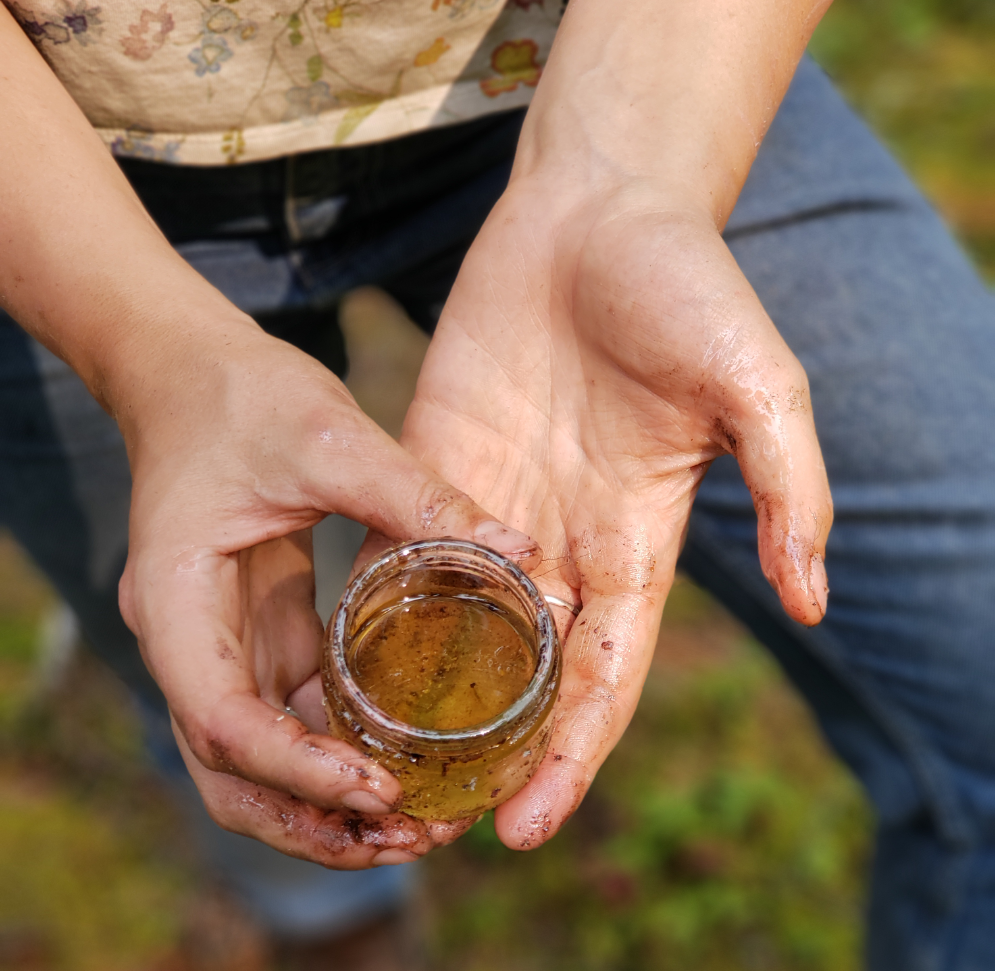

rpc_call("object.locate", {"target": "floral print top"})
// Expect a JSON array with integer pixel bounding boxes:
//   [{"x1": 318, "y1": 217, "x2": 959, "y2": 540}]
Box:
[{"x1": 5, "y1": 0, "x2": 562, "y2": 164}]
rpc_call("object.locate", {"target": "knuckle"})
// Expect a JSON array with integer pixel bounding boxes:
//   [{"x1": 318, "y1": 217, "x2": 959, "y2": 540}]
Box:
[
  {"x1": 776, "y1": 353, "x2": 810, "y2": 390},
  {"x1": 200, "y1": 796, "x2": 242, "y2": 835},
  {"x1": 413, "y1": 481, "x2": 470, "y2": 533},
  {"x1": 188, "y1": 723, "x2": 238, "y2": 775}
]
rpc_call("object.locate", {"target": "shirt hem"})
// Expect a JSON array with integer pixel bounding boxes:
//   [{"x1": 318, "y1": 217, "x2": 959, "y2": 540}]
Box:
[{"x1": 98, "y1": 79, "x2": 537, "y2": 166}]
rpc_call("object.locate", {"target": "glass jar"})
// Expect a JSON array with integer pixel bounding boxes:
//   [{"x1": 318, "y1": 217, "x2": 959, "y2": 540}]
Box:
[{"x1": 322, "y1": 538, "x2": 561, "y2": 821}]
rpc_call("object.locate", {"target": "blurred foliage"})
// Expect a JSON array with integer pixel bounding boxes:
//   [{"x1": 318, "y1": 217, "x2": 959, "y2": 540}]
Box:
[
  {"x1": 0, "y1": 780, "x2": 186, "y2": 971},
  {"x1": 0, "y1": 535, "x2": 189, "y2": 971},
  {"x1": 810, "y1": 0, "x2": 995, "y2": 278},
  {"x1": 425, "y1": 580, "x2": 869, "y2": 971}
]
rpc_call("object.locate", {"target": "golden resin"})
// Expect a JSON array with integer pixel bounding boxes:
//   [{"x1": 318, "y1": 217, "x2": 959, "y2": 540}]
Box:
[
  {"x1": 350, "y1": 595, "x2": 536, "y2": 731},
  {"x1": 323, "y1": 540, "x2": 560, "y2": 822}
]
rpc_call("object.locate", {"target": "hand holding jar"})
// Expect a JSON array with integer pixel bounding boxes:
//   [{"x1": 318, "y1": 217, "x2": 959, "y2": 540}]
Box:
[{"x1": 323, "y1": 540, "x2": 561, "y2": 822}]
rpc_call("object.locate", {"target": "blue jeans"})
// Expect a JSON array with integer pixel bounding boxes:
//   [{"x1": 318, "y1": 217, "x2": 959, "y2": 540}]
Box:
[{"x1": 2, "y1": 57, "x2": 993, "y2": 966}]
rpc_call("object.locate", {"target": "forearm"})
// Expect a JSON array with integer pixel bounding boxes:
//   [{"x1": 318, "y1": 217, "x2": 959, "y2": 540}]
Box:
[
  {"x1": 0, "y1": 6, "x2": 258, "y2": 428},
  {"x1": 515, "y1": 0, "x2": 832, "y2": 224}
]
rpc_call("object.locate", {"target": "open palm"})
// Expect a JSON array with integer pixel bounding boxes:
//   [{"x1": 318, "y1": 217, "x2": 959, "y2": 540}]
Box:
[{"x1": 403, "y1": 182, "x2": 833, "y2": 850}]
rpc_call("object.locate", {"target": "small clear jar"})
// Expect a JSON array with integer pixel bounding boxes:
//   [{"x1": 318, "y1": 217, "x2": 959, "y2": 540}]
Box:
[{"x1": 322, "y1": 538, "x2": 560, "y2": 821}]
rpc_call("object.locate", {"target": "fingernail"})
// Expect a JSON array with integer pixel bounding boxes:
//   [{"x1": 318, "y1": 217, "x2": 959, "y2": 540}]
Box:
[
  {"x1": 341, "y1": 790, "x2": 392, "y2": 815},
  {"x1": 371, "y1": 849, "x2": 419, "y2": 867},
  {"x1": 474, "y1": 521, "x2": 540, "y2": 560},
  {"x1": 809, "y1": 553, "x2": 828, "y2": 616}
]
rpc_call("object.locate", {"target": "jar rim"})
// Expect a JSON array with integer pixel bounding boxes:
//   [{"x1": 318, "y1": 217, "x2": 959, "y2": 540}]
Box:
[{"x1": 326, "y1": 538, "x2": 559, "y2": 748}]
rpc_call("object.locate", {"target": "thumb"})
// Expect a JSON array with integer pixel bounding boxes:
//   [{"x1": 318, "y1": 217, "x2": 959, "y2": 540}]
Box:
[
  {"x1": 302, "y1": 412, "x2": 542, "y2": 568},
  {"x1": 722, "y1": 367, "x2": 833, "y2": 626}
]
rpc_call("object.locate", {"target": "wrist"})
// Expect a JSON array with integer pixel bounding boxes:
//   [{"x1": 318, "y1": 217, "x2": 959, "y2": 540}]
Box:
[
  {"x1": 501, "y1": 164, "x2": 720, "y2": 250},
  {"x1": 510, "y1": 0, "x2": 830, "y2": 229},
  {"x1": 7, "y1": 211, "x2": 265, "y2": 435},
  {"x1": 81, "y1": 280, "x2": 265, "y2": 451},
  {"x1": 511, "y1": 87, "x2": 735, "y2": 229}
]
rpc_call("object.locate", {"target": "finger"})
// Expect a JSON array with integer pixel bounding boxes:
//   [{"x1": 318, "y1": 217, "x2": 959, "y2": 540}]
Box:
[
  {"x1": 129, "y1": 544, "x2": 404, "y2": 815},
  {"x1": 425, "y1": 816, "x2": 480, "y2": 847},
  {"x1": 189, "y1": 690, "x2": 407, "y2": 815},
  {"x1": 240, "y1": 531, "x2": 324, "y2": 708},
  {"x1": 175, "y1": 725, "x2": 434, "y2": 869},
  {"x1": 287, "y1": 672, "x2": 327, "y2": 734},
  {"x1": 495, "y1": 591, "x2": 665, "y2": 850},
  {"x1": 300, "y1": 407, "x2": 543, "y2": 569},
  {"x1": 494, "y1": 520, "x2": 670, "y2": 850},
  {"x1": 281, "y1": 673, "x2": 486, "y2": 846},
  {"x1": 571, "y1": 215, "x2": 832, "y2": 625},
  {"x1": 718, "y1": 354, "x2": 833, "y2": 626}
]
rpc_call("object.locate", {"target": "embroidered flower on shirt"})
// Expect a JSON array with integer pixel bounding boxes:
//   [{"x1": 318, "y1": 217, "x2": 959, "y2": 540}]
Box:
[
  {"x1": 322, "y1": 3, "x2": 345, "y2": 27},
  {"x1": 432, "y1": 0, "x2": 501, "y2": 17},
  {"x1": 188, "y1": 35, "x2": 233, "y2": 76},
  {"x1": 20, "y1": 16, "x2": 71, "y2": 43},
  {"x1": 413, "y1": 37, "x2": 450, "y2": 67},
  {"x1": 479, "y1": 39, "x2": 542, "y2": 97},
  {"x1": 204, "y1": 7, "x2": 238, "y2": 33},
  {"x1": 284, "y1": 81, "x2": 337, "y2": 122},
  {"x1": 121, "y1": 5, "x2": 174, "y2": 61},
  {"x1": 9, "y1": 1, "x2": 100, "y2": 45},
  {"x1": 109, "y1": 126, "x2": 181, "y2": 162},
  {"x1": 62, "y1": 2, "x2": 102, "y2": 45},
  {"x1": 319, "y1": 0, "x2": 378, "y2": 28},
  {"x1": 203, "y1": 6, "x2": 256, "y2": 41}
]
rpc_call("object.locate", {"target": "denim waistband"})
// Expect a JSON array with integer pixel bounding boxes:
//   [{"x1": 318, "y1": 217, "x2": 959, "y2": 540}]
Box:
[{"x1": 117, "y1": 109, "x2": 527, "y2": 248}]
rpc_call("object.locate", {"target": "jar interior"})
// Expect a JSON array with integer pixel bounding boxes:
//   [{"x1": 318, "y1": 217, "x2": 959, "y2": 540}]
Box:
[{"x1": 339, "y1": 553, "x2": 545, "y2": 735}]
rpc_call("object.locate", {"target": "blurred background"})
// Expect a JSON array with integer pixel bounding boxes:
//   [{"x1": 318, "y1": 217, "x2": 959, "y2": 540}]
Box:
[{"x1": 0, "y1": 2, "x2": 992, "y2": 968}]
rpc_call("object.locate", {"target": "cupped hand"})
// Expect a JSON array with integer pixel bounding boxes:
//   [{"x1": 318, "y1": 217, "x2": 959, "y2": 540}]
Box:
[
  {"x1": 116, "y1": 323, "x2": 539, "y2": 867},
  {"x1": 401, "y1": 181, "x2": 833, "y2": 850}
]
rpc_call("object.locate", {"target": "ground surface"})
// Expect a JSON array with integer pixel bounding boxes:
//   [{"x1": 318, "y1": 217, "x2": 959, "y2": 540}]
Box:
[{"x1": 0, "y1": 5, "x2": 991, "y2": 968}]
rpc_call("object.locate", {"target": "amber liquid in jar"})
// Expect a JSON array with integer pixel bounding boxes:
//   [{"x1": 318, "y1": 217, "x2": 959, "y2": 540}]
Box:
[
  {"x1": 351, "y1": 595, "x2": 536, "y2": 731},
  {"x1": 323, "y1": 540, "x2": 560, "y2": 821}
]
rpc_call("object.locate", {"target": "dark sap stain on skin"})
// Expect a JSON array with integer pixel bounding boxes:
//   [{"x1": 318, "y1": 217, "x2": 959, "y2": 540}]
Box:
[
  {"x1": 208, "y1": 737, "x2": 237, "y2": 773},
  {"x1": 216, "y1": 637, "x2": 235, "y2": 661},
  {"x1": 234, "y1": 788, "x2": 431, "y2": 860},
  {"x1": 712, "y1": 416, "x2": 738, "y2": 456},
  {"x1": 313, "y1": 811, "x2": 432, "y2": 859},
  {"x1": 341, "y1": 811, "x2": 405, "y2": 846},
  {"x1": 754, "y1": 490, "x2": 786, "y2": 533}
]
